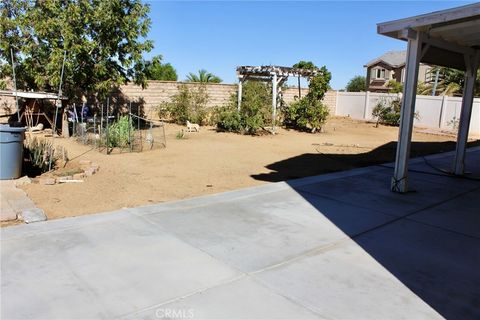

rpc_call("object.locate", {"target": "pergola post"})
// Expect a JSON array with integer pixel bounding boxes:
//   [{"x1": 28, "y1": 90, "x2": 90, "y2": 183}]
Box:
[
  {"x1": 272, "y1": 73, "x2": 277, "y2": 132},
  {"x1": 237, "y1": 79, "x2": 243, "y2": 112},
  {"x1": 453, "y1": 53, "x2": 479, "y2": 175},
  {"x1": 391, "y1": 30, "x2": 422, "y2": 193}
]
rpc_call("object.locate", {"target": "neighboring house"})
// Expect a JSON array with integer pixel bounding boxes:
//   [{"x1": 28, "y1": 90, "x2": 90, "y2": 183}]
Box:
[{"x1": 364, "y1": 51, "x2": 432, "y2": 92}]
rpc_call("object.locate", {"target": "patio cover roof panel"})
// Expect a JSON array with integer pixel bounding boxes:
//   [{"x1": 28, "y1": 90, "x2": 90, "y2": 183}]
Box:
[{"x1": 377, "y1": 3, "x2": 480, "y2": 71}]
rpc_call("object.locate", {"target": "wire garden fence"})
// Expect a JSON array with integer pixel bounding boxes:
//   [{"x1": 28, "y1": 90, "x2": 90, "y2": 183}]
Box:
[{"x1": 69, "y1": 102, "x2": 166, "y2": 154}]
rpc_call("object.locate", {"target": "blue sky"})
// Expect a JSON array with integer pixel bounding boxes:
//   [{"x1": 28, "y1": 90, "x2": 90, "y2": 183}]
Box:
[{"x1": 145, "y1": 1, "x2": 473, "y2": 89}]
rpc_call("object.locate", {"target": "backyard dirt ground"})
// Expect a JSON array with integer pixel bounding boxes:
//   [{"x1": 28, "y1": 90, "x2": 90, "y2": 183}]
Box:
[{"x1": 20, "y1": 117, "x2": 479, "y2": 219}]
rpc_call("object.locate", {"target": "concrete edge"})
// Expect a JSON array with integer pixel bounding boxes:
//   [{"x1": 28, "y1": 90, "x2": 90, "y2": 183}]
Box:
[{"x1": 2, "y1": 147, "x2": 479, "y2": 241}]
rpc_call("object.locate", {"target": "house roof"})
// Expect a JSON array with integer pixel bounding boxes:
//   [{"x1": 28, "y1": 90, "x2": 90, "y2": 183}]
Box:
[
  {"x1": 364, "y1": 51, "x2": 407, "y2": 68},
  {"x1": 377, "y1": 3, "x2": 480, "y2": 71}
]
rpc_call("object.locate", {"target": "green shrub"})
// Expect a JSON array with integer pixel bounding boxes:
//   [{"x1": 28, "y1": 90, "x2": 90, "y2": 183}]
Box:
[
  {"x1": 372, "y1": 97, "x2": 416, "y2": 127},
  {"x1": 282, "y1": 66, "x2": 331, "y2": 132},
  {"x1": 23, "y1": 137, "x2": 66, "y2": 174},
  {"x1": 216, "y1": 106, "x2": 244, "y2": 132},
  {"x1": 283, "y1": 98, "x2": 329, "y2": 132},
  {"x1": 107, "y1": 116, "x2": 134, "y2": 147},
  {"x1": 160, "y1": 84, "x2": 209, "y2": 125},
  {"x1": 216, "y1": 81, "x2": 273, "y2": 135}
]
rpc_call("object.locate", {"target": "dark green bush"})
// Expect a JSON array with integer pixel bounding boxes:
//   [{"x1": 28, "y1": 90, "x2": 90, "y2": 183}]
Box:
[
  {"x1": 216, "y1": 81, "x2": 272, "y2": 135},
  {"x1": 216, "y1": 106, "x2": 243, "y2": 132},
  {"x1": 159, "y1": 84, "x2": 209, "y2": 125},
  {"x1": 282, "y1": 66, "x2": 331, "y2": 132}
]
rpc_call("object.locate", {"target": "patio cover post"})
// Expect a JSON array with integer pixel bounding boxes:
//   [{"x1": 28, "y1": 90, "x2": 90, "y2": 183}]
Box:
[
  {"x1": 272, "y1": 73, "x2": 277, "y2": 132},
  {"x1": 391, "y1": 29, "x2": 422, "y2": 193},
  {"x1": 453, "y1": 53, "x2": 479, "y2": 175},
  {"x1": 237, "y1": 79, "x2": 243, "y2": 111}
]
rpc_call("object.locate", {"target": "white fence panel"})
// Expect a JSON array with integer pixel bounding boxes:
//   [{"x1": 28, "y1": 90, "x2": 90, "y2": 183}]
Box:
[
  {"x1": 442, "y1": 97, "x2": 463, "y2": 130},
  {"x1": 367, "y1": 93, "x2": 400, "y2": 121},
  {"x1": 414, "y1": 95, "x2": 444, "y2": 129},
  {"x1": 336, "y1": 92, "x2": 365, "y2": 119},
  {"x1": 334, "y1": 91, "x2": 480, "y2": 134}
]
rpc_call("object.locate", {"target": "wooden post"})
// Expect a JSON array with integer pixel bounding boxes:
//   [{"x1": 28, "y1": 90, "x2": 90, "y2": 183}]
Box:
[
  {"x1": 272, "y1": 73, "x2": 277, "y2": 133},
  {"x1": 237, "y1": 79, "x2": 243, "y2": 112},
  {"x1": 391, "y1": 29, "x2": 422, "y2": 193},
  {"x1": 453, "y1": 53, "x2": 479, "y2": 175}
]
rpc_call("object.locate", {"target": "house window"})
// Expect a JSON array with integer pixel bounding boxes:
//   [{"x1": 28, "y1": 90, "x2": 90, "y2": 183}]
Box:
[{"x1": 373, "y1": 68, "x2": 386, "y2": 79}]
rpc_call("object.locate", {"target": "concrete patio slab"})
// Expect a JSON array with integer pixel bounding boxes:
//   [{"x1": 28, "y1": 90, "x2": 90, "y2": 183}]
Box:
[
  {"x1": 140, "y1": 188, "x2": 348, "y2": 272},
  {"x1": 355, "y1": 218, "x2": 480, "y2": 320},
  {"x1": 254, "y1": 239, "x2": 442, "y2": 320},
  {"x1": 1, "y1": 147, "x2": 479, "y2": 320},
  {"x1": 408, "y1": 189, "x2": 480, "y2": 238},
  {"x1": 1, "y1": 214, "x2": 240, "y2": 319},
  {"x1": 124, "y1": 277, "x2": 319, "y2": 320}
]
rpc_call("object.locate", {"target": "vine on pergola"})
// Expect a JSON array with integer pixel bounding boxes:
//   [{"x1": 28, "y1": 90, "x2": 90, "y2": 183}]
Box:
[{"x1": 235, "y1": 65, "x2": 320, "y2": 132}]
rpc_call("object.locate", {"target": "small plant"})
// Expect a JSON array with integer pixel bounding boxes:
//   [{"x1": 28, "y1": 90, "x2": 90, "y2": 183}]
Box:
[
  {"x1": 372, "y1": 97, "x2": 418, "y2": 127},
  {"x1": 447, "y1": 116, "x2": 460, "y2": 130},
  {"x1": 23, "y1": 137, "x2": 67, "y2": 175},
  {"x1": 107, "y1": 115, "x2": 134, "y2": 148},
  {"x1": 175, "y1": 130, "x2": 187, "y2": 139}
]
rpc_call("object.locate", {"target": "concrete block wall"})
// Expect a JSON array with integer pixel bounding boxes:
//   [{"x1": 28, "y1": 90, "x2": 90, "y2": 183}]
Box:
[
  {"x1": 119, "y1": 81, "x2": 337, "y2": 119},
  {"x1": 0, "y1": 81, "x2": 338, "y2": 122}
]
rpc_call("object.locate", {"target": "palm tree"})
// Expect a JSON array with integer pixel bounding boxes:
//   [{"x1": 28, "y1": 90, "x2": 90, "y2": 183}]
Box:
[
  {"x1": 186, "y1": 69, "x2": 222, "y2": 83},
  {"x1": 422, "y1": 66, "x2": 480, "y2": 97}
]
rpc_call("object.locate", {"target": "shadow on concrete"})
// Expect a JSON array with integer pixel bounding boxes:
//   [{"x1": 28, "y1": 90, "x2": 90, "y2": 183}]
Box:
[
  {"x1": 252, "y1": 140, "x2": 480, "y2": 182},
  {"x1": 253, "y1": 143, "x2": 480, "y2": 319}
]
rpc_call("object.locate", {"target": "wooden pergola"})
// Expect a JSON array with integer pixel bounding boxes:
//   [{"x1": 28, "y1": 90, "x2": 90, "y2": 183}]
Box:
[
  {"x1": 377, "y1": 3, "x2": 480, "y2": 193},
  {"x1": 236, "y1": 65, "x2": 319, "y2": 132}
]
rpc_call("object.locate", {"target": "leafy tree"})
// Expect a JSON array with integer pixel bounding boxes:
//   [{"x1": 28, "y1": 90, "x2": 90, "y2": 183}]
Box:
[
  {"x1": 144, "y1": 55, "x2": 177, "y2": 81},
  {"x1": 292, "y1": 60, "x2": 316, "y2": 98},
  {"x1": 186, "y1": 69, "x2": 222, "y2": 83},
  {"x1": 345, "y1": 75, "x2": 366, "y2": 92},
  {"x1": 0, "y1": 0, "x2": 153, "y2": 101}
]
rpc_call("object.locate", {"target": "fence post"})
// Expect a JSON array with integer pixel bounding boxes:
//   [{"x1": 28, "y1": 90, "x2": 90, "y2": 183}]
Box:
[
  {"x1": 129, "y1": 102, "x2": 132, "y2": 152},
  {"x1": 363, "y1": 91, "x2": 370, "y2": 120},
  {"x1": 439, "y1": 95, "x2": 448, "y2": 129},
  {"x1": 334, "y1": 90, "x2": 339, "y2": 116},
  {"x1": 106, "y1": 98, "x2": 109, "y2": 154}
]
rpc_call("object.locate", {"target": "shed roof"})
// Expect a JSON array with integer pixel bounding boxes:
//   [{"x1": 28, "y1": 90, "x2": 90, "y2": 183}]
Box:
[
  {"x1": 377, "y1": 3, "x2": 480, "y2": 71},
  {"x1": 0, "y1": 90, "x2": 67, "y2": 100}
]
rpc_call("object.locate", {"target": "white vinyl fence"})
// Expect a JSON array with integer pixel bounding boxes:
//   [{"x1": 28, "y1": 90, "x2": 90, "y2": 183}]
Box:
[{"x1": 335, "y1": 91, "x2": 480, "y2": 134}]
